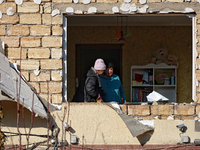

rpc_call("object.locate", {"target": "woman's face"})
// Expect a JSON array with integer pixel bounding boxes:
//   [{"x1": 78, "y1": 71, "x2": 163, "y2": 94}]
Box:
[
  {"x1": 96, "y1": 70, "x2": 104, "y2": 75},
  {"x1": 105, "y1": 67, "x2": 113, "y2": 77}
]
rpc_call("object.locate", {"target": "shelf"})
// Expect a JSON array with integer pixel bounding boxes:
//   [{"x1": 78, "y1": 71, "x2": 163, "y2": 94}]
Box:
[{"x1": 131, "y1": 63, "x2": 177, "y2": 103}]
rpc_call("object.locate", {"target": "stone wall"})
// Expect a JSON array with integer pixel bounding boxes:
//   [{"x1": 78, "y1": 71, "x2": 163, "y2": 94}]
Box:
[
  {"x1": 0, "y1": 0, "x2": 200, "y2": 105},
  {"x1": 120, "y1": 104, "x2": 200, "y2": 120}
]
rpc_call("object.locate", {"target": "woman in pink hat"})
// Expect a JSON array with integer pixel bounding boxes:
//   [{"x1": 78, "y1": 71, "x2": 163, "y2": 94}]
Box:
[{"x1": 72, "y1": 58, "x2": 106, "y2": 102}]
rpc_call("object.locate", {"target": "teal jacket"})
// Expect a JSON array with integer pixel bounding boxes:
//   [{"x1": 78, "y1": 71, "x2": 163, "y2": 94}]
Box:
[{"x1": 100, "y1": 74, "x2": 126, "y2": 104}]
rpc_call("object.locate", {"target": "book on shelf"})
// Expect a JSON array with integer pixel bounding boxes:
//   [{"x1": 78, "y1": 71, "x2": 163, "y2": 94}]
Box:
[{"x1": 132, "y1": 88, "x2": 152, "y2": 102}]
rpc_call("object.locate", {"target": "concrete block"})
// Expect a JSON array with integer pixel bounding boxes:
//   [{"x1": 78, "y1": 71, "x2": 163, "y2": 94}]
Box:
[
  {"x1": 30, "y1": 72, "x2": 50, "y2": 82},
  {"x1": 151, "y1": 105, "x2": 173, "y2": 115},
  {"x1": 128, "y1": 105, "x2": 150, "y2": 116},
  {"x1": 0, "y1": 15, "x2": 19, "y2": 25},
  {"x1": 40, "y1": 82, "x2": 62, "y2": 93},
  {"x1": 0, "y1": 25, "x2": 5, "y2": 36},
  {"x1": 0, "y1": 3, "x2": 16, "y2": 13},
  {"x1": 52, "y1": 25, "x2": 62, "y2": 35},
  {"x1": 174, "y1": 105, "x2": 195, "y2": 115},
  {"x1": 20, "y1": 14, "x2": 41, "y2": 24},
  {"x1": 44, "y1": 3, "x2": 52, "y2": 13},
  {"x1": 51, "y1": 70, "x2": 62, "y2": 81},
  {"x1": 18, "y1": 2, "x2": 39, "y2": 13},
  {"x1": 5, "y1": 48, "x2": 27, "y2": 59},
  {"x1": 30, "y1": 25, "x2": 51, "y2": 36},
  {"x1": 41, "y1": 59, "x2": 62, "y2": 69},
  {"x1": 51, "y1": 48, "x2": 62, "y2": 59},
  {"x1": 21, "y1": 37, "x2": 41, "y2": 47},
  {"x1": 28, "y1": 48, "x2": 50, "y2": 59},
  {"x1": 28, "y1": 82, "x2": 40, "y2": 93},
  {"x1": 52, "y1": 94, "x2": 62, "y2": 104},
  {"x1": 21, "y1": 71, "x2": 29, "y2": 81},
  {"x1": 52, "y1": 15, "x2": 62, "y2": 25},
  {"x1": 8, "y1": 25, "x2": 29, "y2": 36},
  {"x1": 42, "y1": 14, "x2": 52, "y2": 25},
  {"x1": 42, "y1": 37, "x2": 62, "y2": 47},
  {"x1": 16, "y1": 60, "x2": 39, "y2": 70},
  {"x1": 0, "y1": 36, "x2": 19, "y2": 47}
]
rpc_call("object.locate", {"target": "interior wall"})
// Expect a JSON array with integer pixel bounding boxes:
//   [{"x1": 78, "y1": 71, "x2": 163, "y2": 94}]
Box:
[{"x1": 67, "y1": 26, "x2": 192, "y2": 103}]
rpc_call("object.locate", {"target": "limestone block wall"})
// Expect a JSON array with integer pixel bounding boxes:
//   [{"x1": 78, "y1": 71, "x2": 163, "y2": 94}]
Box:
[
  {"x1": 0, "y1": 2, "x2": 63, "y2": 104},
  {"x1": 0, "y1": 0, "x2": 200, "y2": 105}
]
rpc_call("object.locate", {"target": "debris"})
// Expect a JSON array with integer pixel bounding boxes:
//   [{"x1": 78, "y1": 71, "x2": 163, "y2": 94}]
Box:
[
  {"x1": 34, "y1": 69, "x2": 40, "y2": 76},
  {"x1": 34, "y1": 0, "x2": 41, "y2": 4},
  {"x1": 82, "y1": 0, "x2": 91, "y2": 4},
  {"x1": 112, "y1": 6, "x2": 119, "y2": 13},
  {"x1": 129, "y1": 3, "x2": 137, "y2": 12},
  {"x1": 52, "y1": 9, "x2": 60, "y2": 17},
  {"x1": 125, "y1": 0, "x2": 131, "y2": 3},
  {"x1": 147, "y1": 91, "x2": 169, "y2": 102},
  {"x1": 88, "y1": 7, "x2": 97, "y2": 14},
  {"x1": 138, "y1": 5, "x2": 148, "y2": 13},
  {"x1": 66, "y1": 7, "x2": 74, "y2": 14},
  {"x1": 120, "y1": 3, "x2": 130, "y2": 12},
  {"x1": 184, "y1": 7, "x2": 194, "y2": 13},
  {"x1": 73, "y1": 0, "x2": 79, "y2": 3},
  {"x1": 15, "y1": 0, "x2": 23, "y2": 5},
  {"x1": 75, "y1": 10, "x2": 83, "y2": 14},
  {"x1": 7, "y1": 7, "x2": 15, "y2": 16},
  {"x1": 167, "y1": 115, "x2": 174, "y2": 120},
  {"x1": 139, "y1": 0, "x2": 146, "y2": 5}
]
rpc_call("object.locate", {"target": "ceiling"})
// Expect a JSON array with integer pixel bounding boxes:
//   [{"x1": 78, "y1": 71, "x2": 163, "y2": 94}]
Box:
[{"x1": 65, "y1": 14, "x2": 192, "y2": 26}]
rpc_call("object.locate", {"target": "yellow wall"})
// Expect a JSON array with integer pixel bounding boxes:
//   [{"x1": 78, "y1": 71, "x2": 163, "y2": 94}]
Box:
[{"x1": 67, "y1": 26, "x2": 192, "y2": 103}]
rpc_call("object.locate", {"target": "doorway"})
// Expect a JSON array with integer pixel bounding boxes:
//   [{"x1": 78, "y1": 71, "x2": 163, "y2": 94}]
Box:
[{"x1": 75, "y1": 44, "x2": 123, "y2": 88}]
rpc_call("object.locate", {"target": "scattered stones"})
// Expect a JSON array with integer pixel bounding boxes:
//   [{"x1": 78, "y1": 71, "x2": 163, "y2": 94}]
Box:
[
  {"x1": 82, "y1": 0, "x2": 91, "y2": 4},
  {"x1": 66, "y1": 7, "x2": 74, "y2": 14},
  {"x1": 185, "y1": 7, "x2": 194, "y2": 13},
  {"x1": 138, "y1": 5, "x2": 148, "y2": 13},
  {"x1": 88, "y1": 7, "x2": 97, "y2": 14},
  {"x1": 139, "y1": 0, "x2": 146, "y2": 5},
  {"x1": 75, "y1": 10, "x2": 83, "y2": 14},
  {"x1": 112, "y1": 6, "x2": 119, "y2": 13},
  {"x1": 125, "y1": 0, "x2": 132, "y2": 3},
  {"x1": 0, "y1": 11, "x2": 2, "y2": 19},
  {"x1": 73, "y1": 0, "x2": 79, "y2": 3},
  {"x1": 120, "y1": 3, "x2": 130, "y2": 12},
  {"x1": 34, "y1": 69, "x2": 40, "y2": 76},
  {"x1": 34, "y1": 0, "x2": 41, "y2": 4}
]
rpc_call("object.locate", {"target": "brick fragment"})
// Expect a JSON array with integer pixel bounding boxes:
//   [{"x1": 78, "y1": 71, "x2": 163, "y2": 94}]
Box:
[
  {"x1": 40, "y1": 82, "x2": 62, "y2": 93},
  {"x1": 51, "y1": 71, "x2": 62, "y2": 81},
  {"x1": 20, "y1": 14, "x2": 41, "y2": 24},
  {"x1": 28, "y1": 48, "x2": 50, "y2": 59},
  {"x1": 18, "y1": 2, "x2": 39, "y2": 13},
  {"x1": 21, "y1": 37, "x2": 41, "y2": 47},
  {"x1": 52, "y1": 94, "x2": 62, "y2": 104},
  {"x1": 0, "y1": 15, "x2": 19, "y2": 25},
  {"x1": 30, "y1": 72, "x2": 50, "y2": 81},
  {"x1": 41, "y1": 59, "x2": 62, "y2": 69},
  {"x1": 5, "y1": 48, "x2": 27, "y2": 59},
  {"x1": 151, "y1": 105, "x2": 173, "y2": 115},
  {"x1": 16, "y1": 60, "x2": 39, "y2": 70},
  {"x1": 30, "y1": 25, "x2": 51, "y2": 36},
  {"x1": 174, "y1": 105, "x2": 195, "y2": 115},
  {"x1": 0, "y1": 37, "x2": 19, "y2": 47},
  {"x1": 42, "y1": 37, "x2": 62, "y2": 47},
  {"x1": 8, "y1": 25, "x2": 29, "y2": 36},
  {"x1": 128, "y1": 105, "x2": 150, "y2": 116}
]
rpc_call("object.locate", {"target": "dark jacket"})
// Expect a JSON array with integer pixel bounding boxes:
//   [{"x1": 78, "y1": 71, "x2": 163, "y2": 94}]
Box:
[{"x1": 72, "y1": 67, "x2": 102, "y2": 102}]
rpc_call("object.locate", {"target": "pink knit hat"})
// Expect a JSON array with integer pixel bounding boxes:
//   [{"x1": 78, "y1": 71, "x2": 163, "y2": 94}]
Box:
[{"x1": 94, "y1": 58, "x2": 106, "y2": 70}]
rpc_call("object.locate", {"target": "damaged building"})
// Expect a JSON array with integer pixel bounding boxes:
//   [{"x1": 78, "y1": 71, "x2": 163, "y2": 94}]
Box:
[{"x1": 0, "y1": 0, "x2": 200, "y2": 149}]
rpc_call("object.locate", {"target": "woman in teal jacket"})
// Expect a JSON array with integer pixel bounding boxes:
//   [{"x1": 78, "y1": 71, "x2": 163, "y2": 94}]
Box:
[{"x1": 100, "y1": 62, "x2": 126, "y2": 104}]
